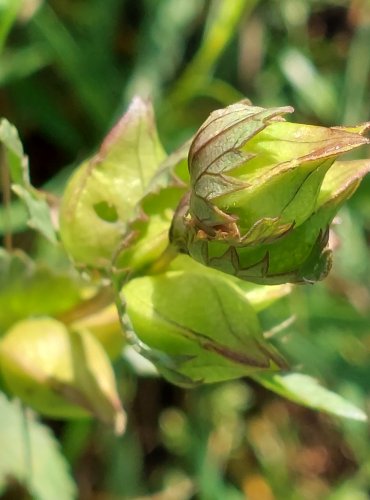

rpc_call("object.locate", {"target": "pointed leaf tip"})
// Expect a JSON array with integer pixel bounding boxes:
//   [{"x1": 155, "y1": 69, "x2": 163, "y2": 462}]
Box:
[
  {"x1": 59, "y1": 96, "x2": 166, "y2": 268},
  {"x1": 254, "y1": 372, "x2": 368, "y2": 421}
]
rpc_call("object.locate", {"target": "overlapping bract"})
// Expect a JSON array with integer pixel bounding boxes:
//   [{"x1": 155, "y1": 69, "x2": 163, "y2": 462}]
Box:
[
  {"x1": 171, "y1": 101, "x2": 370, "y2": 284},
  {"x1": 123, "y1": 268, "x2": 287, "y2": 386}
]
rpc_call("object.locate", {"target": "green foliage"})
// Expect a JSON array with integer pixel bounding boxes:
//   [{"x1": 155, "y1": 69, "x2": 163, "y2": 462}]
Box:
[
  {"x1": 0, "y1": 0, "x2": 369, "y2": 498},
  {"x1": 0, "y1": 393, "x2": 76, "y2": 500},
  {"x1": 0, "y1": 119, "x2": 57, "y2": 243}
]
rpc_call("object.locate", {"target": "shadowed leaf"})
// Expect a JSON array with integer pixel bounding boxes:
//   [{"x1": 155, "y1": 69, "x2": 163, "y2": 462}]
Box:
[{"x1": 0, "y1": 393, "x2": 77, "y2": 499}]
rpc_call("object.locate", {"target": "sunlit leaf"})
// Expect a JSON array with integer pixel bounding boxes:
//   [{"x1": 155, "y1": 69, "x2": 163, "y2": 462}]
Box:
[
  {"x1": 0, "y1": 317, "x2": 126, "y2": 432},
  {"x1": 0, "y1": 118, "x2": 57, "y2": 243},
  {"x1": 59, "y1": 97, "x2": 166, "y2": 268},
  {"x1": 0, "y1": 118, "x2": 28, "y2": 184},
  {"x1": 254, "y1": 372, "x2": 367, "y2": 421},
  {"x1": 169, "y1": 254, "x2": 292, "y2": 311},
  {"x1": 115, "y1": 140, "x2": 190, "y2": 274}
]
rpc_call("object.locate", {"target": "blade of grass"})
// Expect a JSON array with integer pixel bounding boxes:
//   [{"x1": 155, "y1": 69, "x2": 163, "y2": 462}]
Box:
[
  {"x1": 29, "y1": 4, "x2": 113, "y2": 132},
  {"x1": 0, "y1": 44, "x2": 51, "y2": 86},
  {"x1": 0, "y1": 0, "x2": 23, "y2": 54},
  {"x1": 279, "y1": 47, "x2": 338, "y2": 123},
  {"x1": 125, "y1": 0, "x2": 203, "y2": 102},
  {"x1": 342, "y1": 24, "x2": 370, "y2": 124},
  {"x1": 169, "y1": 0, "x2": 258, "y2": 104}
]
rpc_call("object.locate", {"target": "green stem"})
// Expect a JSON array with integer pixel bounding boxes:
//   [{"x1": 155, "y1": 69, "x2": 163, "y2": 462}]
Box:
[
  {"x1": 21, "y1": 403, "x2": 33, "y2": 485},
  {"x1": 1, "y1": 146, "x2": 12, "y2": 250},
  {"x1": 167, "y1": 0, "x2": 255, "y2": 106}
]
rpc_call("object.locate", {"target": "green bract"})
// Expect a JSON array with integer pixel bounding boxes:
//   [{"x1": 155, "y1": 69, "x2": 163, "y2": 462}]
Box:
[
  {"x1": 123, "y1": 270, "x2": 286, "y2": 386},
  {"x1": 171, "y1": 101, "x2": 370, "y2": 284},
  {"x1": 59, "y1": 97, "x2": 166, "y2": 269},
  {"x1": 59, "y1": 97, "x2": 189, "y2": 276}
]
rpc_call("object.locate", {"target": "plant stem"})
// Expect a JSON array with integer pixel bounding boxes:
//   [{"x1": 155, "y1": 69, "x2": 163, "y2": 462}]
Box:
[
  {"x1": 21, "y1": 403, "x2": 33, "y2": 485},
  {"x1": 1, "y1": 146, "x2": 12, "y2": 250}
]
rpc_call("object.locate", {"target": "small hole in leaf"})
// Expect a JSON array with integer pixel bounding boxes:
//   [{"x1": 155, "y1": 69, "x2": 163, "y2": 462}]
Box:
[{"x1": 93, "y1": 201, "x2": 119, "y2": 222}]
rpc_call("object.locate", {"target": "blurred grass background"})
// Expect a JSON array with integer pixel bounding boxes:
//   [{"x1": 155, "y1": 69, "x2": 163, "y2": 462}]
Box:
[{"x1": 1, "y1": 0, "x2": 370, "y2": 499}]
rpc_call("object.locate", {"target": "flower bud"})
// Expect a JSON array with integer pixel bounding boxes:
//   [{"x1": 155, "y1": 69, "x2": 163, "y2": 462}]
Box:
[
  {"x1": 171, "y1": 101, "x2": 370, "y2": 284},
  {"x1": 0, "y1": 318, "x2": 125, "y2": 433}
]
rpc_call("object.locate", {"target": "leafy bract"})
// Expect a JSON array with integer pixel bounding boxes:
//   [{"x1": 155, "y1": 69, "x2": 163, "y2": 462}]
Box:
[
  {"x1": 0, "y1": 118, "x2": 57, "y2": 243},
  {"x1": 317, "y1": 159, "x2": 370, "y2": 208},
  {"x1": 169, "y1": 254, "x2": 292, "y2": 311},
  {"x1": 227, "y1": 122, "x2": 369, "y2": 236},
  {"x1": 254, "y1": 372, "x2": 367, "y2": 421},
  {"x1": 123, "y1": 271, "x2": 286, "y2": 385},
  {"x1": 59, "y1": 97, "x2": 166, "y2": 268},
  {"x1": 70, "y1": 303, "x2": 124, "y2": 360},
  {"x1": 114, "y1": 138, "x2": 190, "y2": 275},
  {"x1": 0, "y1": 393, "x2": 76, "y2": 500}
]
